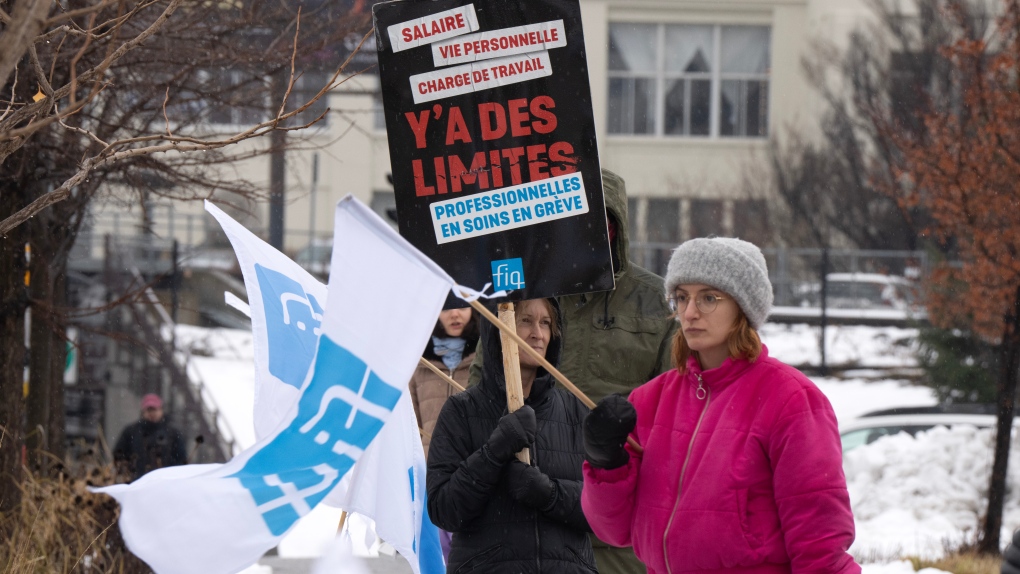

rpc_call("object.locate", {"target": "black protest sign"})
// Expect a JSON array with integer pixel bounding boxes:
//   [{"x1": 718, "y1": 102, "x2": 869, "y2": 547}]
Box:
[{"x1": 373, "y1": 0, "x2": 613, "y2": 301}]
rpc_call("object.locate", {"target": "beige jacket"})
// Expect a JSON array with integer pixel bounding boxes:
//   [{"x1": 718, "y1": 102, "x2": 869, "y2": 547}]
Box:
[{"x1": 409, "y1": 352, "x2": 474, "y2": 458}]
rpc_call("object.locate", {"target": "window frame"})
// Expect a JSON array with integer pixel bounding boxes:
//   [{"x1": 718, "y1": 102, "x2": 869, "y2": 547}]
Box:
[{"x1": 607, "y1": 22, "x2": 771, "y2": 139}]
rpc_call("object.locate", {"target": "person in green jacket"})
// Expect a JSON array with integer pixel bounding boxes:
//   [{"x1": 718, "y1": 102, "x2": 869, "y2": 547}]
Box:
[{"x1": 470, "y1": 168, "x2": 678, "y2": 574}]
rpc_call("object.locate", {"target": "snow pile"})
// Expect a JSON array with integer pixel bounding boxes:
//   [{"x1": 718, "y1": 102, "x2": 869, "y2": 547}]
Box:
[
  {"x1": 174, "y1": 325, "x2": 258, "y2": 452},
  {"x1": 760, "y1": 323, "x2": 918, "y2": 369},
  {"x1": 172, "y1": 321, "x2": 1003, "y2": 570},
  {"x1": 813, "y1": 377, "x2": 936, "y2": 426},
  {"x1": 861, "y1": 561, "x2": 949, "y2": 574},
  {"x1": 846, "y1": 424, "x2": 1020, "y2": 560}
]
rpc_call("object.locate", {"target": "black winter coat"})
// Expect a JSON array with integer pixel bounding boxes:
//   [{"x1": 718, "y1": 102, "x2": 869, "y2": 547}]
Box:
[
  {"x1": 427, "y1": 305, "x2": 596, "y2": 574},
  {"x1": 113, "y1": 418, "x2": 187, "y2": 481},
  {"x1": 1004, "y1": 529, "x2": 1020, "y2": 574}
]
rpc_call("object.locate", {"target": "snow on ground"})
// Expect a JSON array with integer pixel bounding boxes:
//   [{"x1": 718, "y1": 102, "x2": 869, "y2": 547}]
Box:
[
  {"x1": 846, "y1": 424, "x2": 1020, "y2": 561},
  {"x1": 175, "y1": 322, "x2": 1000, "y2": 571},
  {"x1": 760, "y1": 323, "x2": 920, "y2": 369},
  {"x1": 814, "y1": 377, "x2": 936, "y2": 426}
]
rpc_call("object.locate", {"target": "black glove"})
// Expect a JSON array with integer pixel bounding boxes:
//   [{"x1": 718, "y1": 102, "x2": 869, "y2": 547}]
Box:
[
  {"x1": 484, "y1": 405, "x2": 537, "y2": 464},
  {"x1": 583, "y1": 394, "x2": 637, "y2": 469},
  {"x1": 505, "y1": 460, "x2": 556, "y2": 510}
]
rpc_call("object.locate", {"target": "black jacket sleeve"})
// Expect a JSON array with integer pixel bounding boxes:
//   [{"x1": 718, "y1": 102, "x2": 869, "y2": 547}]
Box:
[
  {"x1": 1004, "y1": 529, "x2": 1020, "y2": 574},
  {"x1": 169, "y1": 428, "x2": 188, "y2": 466},
  {"x1": 113, "y1": 425, "x2": 133, "y2": 463},
  {"x1": 542, "y1": 478, "x2": 591, "y2": 533},
  {"x1": 426, "y1": 398, "x2": 505, "y2": 531}
]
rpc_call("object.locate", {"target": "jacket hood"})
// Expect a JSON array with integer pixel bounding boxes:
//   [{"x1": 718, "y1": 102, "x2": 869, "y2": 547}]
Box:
[
  {"x1": 423, "y1": 313, "x2": 480, "y2": 362},
  {"x1": 601, "y1": 168, "x2": 631, "y2": 274},
  {"x1": 479, "y1": 298, "x2": 563, "y2": 398}
]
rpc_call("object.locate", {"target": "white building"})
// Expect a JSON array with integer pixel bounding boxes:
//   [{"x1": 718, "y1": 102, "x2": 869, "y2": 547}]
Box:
[{"x1": 89, "y1": 0, "x2": 877, "y2": 269}]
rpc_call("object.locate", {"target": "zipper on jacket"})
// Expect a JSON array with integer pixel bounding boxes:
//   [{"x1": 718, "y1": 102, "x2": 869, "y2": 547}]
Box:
[
  {"x1": 695, "y1": 375, "x2": 707, "y2": 400},
  {"x1": 663, "y1": 374, "x2": 710, "y2": 574}
]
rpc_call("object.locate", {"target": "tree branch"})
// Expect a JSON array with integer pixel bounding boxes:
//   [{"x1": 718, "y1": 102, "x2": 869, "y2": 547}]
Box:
[{"x1": 0, "y1": 0, "x2": 53, "y2": 91}]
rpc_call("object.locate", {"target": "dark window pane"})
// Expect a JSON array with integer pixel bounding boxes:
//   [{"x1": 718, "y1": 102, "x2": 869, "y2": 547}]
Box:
[
  {"x1": 286, "y1": 71, "x2": 330, "y2": 128},
  {"x1": 646, "y1": 199, "x2": 680, "y2": 243},
  {"x1": 609, "y1": 24, "x2": 657, "y2": 72},
  {"x1": 720, "y1": 80, "x2": 740, "y2": 136},
  {"x1": 663, "y1": 79, "x2": 685, "y2": 135},
  {"x1": 746, "y1": 80, "x2": 767, "y2": 136},
  {"x1": 664, "y1": 25, "x2": 713, "y2": 73},
  {"x1": 690, "y1": 199, "x2": 723, "y2": 238},
  {"x1": 731, "y1": 199, "x2": 770, "y2": 246},
  {"x1": 647, "y1": 198, "x2": 680, "y2": 274},
  {"x1": 720, "y1": 79, "x2": 768, "y2": 137},
  {"x1": 690, "y1": 79, "x2": 711, "y2": 135},
  {"x1": 609, "y1": 77, "x2": 655, "y2": 134}
]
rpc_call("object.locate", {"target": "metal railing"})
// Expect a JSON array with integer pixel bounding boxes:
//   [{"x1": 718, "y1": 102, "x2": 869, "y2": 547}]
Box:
[
  {"x1": 132, "y1": 273, "x2": 237, "y2": 459},
  {"x1": 629, "y1": 243, "x2": 930, "y2": 306}
]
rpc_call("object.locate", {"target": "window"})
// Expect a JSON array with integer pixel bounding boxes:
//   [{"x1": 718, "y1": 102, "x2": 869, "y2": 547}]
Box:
[
  {"x1": 608, "y1": 24, "x2": 770, "y2": 138},
  {"x1": 646, "y1": 198, "x2": 681, "y2": 273},
  {"x1": 286, "y1": 71, "x2": 331, "y2": 128},
  {"x1": 372, "y1": 92, "x2": 387, "y2": 131},
  {"x1": 689, "y1": 199, "x2": 724, "y2": 238},
  {"x1": 203, "y1": 69, "x2": 270, "y2": 126},
  {"x1": 731, "y1": 199, "x2": 771, "y2": 246}
]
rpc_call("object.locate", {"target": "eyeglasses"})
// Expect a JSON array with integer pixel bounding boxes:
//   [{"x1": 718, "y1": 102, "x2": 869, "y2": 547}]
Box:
[{"x1": 668, "y1": 291, "x2": 727, "y2": 314}]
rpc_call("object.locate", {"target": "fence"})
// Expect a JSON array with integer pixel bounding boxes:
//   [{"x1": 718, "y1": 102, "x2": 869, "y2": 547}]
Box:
[
  {"x1": 630, "y1": 243, "x2": 929, "y2": 307},
  {"x1": 74, "y1": 207, "x2": 932, "y2": 309}
]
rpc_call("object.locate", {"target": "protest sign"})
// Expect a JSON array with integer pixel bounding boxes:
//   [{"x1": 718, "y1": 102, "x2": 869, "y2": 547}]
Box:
[{"x1": 373, "y1": 0, "x2": 613, "y2": 301}]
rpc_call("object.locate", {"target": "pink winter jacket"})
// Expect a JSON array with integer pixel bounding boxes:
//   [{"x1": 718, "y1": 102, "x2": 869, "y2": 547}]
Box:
[{"x1": 581, "y1": 345, "x2": 860, "y2": 574}]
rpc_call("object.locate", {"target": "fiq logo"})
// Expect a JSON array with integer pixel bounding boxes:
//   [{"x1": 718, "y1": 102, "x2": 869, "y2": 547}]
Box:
[{"x1": 491, "y1": 258, "x2": 525, "y2": 292}]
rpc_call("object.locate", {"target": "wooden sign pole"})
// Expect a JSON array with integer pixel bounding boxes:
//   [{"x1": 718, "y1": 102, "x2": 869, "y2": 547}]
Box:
[
  {"x1": 466, "y1": 296, "x2": 643, "y2": 454},
  {"x1": 497, "y1": 302, "x2": 530, "y2": 464}
]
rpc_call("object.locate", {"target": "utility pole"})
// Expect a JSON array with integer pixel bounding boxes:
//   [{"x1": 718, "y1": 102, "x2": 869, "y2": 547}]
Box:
[
  {"x1": 269, "y1": 70, "x2": 287, "y2": 250},
  {"x1": 308, "y1": 152, "x2": 319, "y2": 244}
]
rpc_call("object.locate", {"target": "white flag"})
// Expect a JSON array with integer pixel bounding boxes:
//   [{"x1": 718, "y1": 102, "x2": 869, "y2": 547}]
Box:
[
  {"x1": 205, "y1": 201, "x2": 327, "y2": 440},
  {"x1": 313, "y1": 532, "x2": 374, "y2": 574},
  {"x1": 330, "y1": 392, "x2": 445, "y2": 574},
  {"x1": 94, "y1": 196, "x2": 453, "y2": 574}
]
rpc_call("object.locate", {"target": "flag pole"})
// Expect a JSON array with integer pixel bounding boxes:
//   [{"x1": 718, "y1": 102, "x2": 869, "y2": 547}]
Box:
[
  {"x1": 337, "y1": 511, "x2": 348, "y2": 533},
  {"x1": 497, "y1": 302, "x2": 530, "y2": 464},
  {"x1": 465, "y1": 296, "x2": 643, "y2": 453},
  {"x1": 418, "y1": 357, "x2": 465, "y2": 392}
]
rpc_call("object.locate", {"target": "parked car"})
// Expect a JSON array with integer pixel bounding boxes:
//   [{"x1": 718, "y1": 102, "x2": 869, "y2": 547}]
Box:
[
  {"x1": 795, "y1": 273, "x2": 920, "y2": 311},
  {"x1": 839, "y1": 404, "x2": 1002, "y2": 452},
  {"x1": 294, "y1": 239, "x2": 332, "y2": 276}
]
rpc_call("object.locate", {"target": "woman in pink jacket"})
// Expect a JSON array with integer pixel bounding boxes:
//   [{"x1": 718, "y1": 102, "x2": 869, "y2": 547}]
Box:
[{"x1": 581, "y1": 237, "x2": 861, "y2": 574}]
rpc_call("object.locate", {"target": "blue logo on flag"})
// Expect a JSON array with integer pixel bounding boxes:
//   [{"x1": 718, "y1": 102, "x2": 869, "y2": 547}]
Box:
[
  {"x1": 409, "y1": 467, "x2": 445, "y2": 572},
  {"x1": 255, "y1": 264, "x2": 324, "y2": 388},
  {"x1": 234, "y1": 338, "x2": 402, "y2": 536},
  {"x1": 491, "y1": 258, "x2": 525, "y2": 291}
]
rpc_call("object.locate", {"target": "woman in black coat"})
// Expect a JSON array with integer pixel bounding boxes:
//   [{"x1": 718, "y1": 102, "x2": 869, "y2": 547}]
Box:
[{"x1": 426, "y1": 299, "x2": 596, "y2": 574}]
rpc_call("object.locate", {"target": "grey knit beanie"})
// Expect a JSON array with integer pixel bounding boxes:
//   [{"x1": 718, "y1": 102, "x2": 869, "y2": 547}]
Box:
[{"x1": 664, "y1": 237, "x2": 773, "y2": 328}]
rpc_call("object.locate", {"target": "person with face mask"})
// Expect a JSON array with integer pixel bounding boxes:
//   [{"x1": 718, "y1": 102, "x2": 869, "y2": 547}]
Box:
[{"x1": 581, "y1": 237, "x2": 861, "y2": 574}]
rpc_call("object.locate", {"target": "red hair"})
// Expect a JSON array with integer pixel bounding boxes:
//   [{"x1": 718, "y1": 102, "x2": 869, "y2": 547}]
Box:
[{"x1": 671, "y1": 312, "x2": 762, "y2": 373}]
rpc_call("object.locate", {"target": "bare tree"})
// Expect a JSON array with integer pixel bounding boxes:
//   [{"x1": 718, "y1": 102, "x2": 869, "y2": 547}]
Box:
[
  {"x1": 765, "y1": 0, "x2": 992, "y2": 252},
  {"x1": 769, "y1": 0, "x2": 1020, "y2": 553},
  {"x1": 0, "y1": 0, "x2": 371, "y2": 514}
]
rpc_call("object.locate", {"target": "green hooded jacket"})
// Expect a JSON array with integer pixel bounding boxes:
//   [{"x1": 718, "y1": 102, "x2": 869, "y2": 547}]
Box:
[{"x1": 468, "y1": 168, "x2": 678, "y2": 574}]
